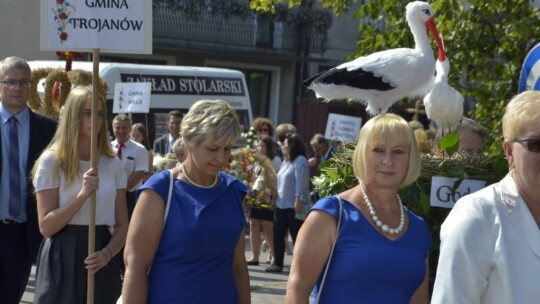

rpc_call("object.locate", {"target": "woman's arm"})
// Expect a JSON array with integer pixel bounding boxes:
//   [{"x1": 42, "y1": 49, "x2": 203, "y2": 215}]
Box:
[
  {"x1": 36, "y1": 167, "x2": 98, "y2": 237},
  {"x1": 409, "y1": 256, "x2": 430, "y2": 304},
  {"x1": 122, "y1": 190, "x2": 165, "y2": 304},
  {"x1": 232, "y1": 229, "x2": 251, "y2": 304},
  {"x1": 85, "y1": 188, "x2": 129, "y2": 273},
  {"x1": 285, "y1": 210, "x2": 336, "y2": 304}
]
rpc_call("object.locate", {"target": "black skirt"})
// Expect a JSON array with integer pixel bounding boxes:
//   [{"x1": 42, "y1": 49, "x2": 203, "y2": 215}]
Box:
[
  {"x1": 34, "y1": 225, "x2": 122, "y2": 304},
  {"x1": 249, "y1": 208, "x2": 274, "y2": 222}
]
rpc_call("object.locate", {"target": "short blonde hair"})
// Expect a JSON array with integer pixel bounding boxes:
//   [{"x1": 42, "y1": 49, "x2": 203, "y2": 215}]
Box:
[
  {"x1": 172, "y1": 137, "x2": 185, "y2": 154},
  {"x1": 502, "y1": 91, "x2": 540, "y2": 141},
  {"x1": 181, "y1": 100, "x2": 240, "y2": 149},
  {"x1": 352, "y1": 113, "x2": 421, "y2": 187}
]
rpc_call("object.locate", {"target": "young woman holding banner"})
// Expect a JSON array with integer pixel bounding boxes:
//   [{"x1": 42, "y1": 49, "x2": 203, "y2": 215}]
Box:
[{"x1": 32, "y1": 86, "x2": 128, "y2": 304}]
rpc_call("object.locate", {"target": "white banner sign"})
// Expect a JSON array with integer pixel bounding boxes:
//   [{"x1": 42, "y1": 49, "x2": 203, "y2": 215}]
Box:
[
  {"x1": 40, "y1": 0, "x2": 152, "y2": 54},
  {"x1": 430, "y1": 176, "x2": 486, "y2": 209},
  {"x1": 324, "y1": 113, "x2": 362, "y2": 143},
  {"x1": 113, "y1": 82, "x2": 151, "y2": 114}
]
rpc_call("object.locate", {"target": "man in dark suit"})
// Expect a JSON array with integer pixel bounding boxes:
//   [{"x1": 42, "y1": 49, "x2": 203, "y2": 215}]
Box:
[
  {"x1": 0, "y1": 57, "x2": 57, "y2": 303},
  {"x1": 153, "y1": 110, "x2": 182, "y2": 156}
]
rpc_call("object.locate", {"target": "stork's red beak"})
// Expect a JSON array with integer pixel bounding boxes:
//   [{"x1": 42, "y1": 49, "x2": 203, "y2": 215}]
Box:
[{"x1": 425, "y1": 17, "x2": 446, "y2": 61}]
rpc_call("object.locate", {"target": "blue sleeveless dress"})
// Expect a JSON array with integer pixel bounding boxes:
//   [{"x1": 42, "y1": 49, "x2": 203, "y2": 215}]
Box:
[
  {"x1": 138, "y1": 170, "x2": 248, "y2": 303},
  {"x1": 311, "y1": 196, "x2": 432, "y2": 303}
]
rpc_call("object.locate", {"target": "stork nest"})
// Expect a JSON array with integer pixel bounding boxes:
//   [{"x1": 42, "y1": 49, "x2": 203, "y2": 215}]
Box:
[{"x1": 313, "y1": 142, "x2": 509, "y2": 215}]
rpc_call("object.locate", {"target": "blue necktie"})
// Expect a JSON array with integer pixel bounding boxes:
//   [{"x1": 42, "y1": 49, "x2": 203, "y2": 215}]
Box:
[{"x1": 8, "y1": 116, "x2": 21, "y2": 218}]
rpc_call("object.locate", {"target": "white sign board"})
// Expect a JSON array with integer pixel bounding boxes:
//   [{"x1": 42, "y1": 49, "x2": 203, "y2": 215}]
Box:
[
  {"x1": 430, "y1": 176, "x2": 486, "y2": 209},
  {"x1": 113, "y1": 82, "x2": 151, "y2": 114},
  {"x1": 324, "y1": 113, "x2": 362, "y2": 143},
  {"x1": 40, "y1": 0, "x2": 152, "y2": 54}
]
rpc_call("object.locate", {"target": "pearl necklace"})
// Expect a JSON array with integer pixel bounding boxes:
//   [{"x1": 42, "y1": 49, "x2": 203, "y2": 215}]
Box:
[
  {"x1": 180, "y1": 163, "x2": 218, "y2": 189},
  {"x1": 360, "y1": 181, "x2": 405, "y2": 235}
]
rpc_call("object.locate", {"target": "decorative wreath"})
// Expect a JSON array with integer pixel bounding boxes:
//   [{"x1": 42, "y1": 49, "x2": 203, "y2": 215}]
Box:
[
  {"x1": 29, "y1": 68, "x2": 109, "y2": 118},
  {"x1": 227, "y1": 147, "x2": 277, "y2": 210},
  {"x1": 28, "y1": 68, "x2": 54, "y2": 110}
]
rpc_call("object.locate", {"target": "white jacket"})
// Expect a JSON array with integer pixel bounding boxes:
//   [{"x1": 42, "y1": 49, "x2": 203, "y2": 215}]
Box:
[{"x1": 432, "y1": 173, "x2": 540, "y2": 304}]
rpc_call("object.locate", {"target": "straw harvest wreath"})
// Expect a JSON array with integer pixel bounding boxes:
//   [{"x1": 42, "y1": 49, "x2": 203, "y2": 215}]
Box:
[{"x1": 28, "y1": 68, "x2": 108, "y2": 118}]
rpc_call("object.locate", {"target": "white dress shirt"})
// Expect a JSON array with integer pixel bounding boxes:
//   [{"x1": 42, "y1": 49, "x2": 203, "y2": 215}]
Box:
[
  {"x1": 111, "y1": 138, "x2": 149, "y2": 192},
  {"x1": 432, "y1": 173, "x2": 540, "y2": 304}
]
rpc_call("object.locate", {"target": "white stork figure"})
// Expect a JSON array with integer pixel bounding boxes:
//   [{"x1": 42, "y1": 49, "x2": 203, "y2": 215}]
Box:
[
  {"x1": 423, "y1": 47, "x2": 464, "y2": 136},
  {"x1": 304, "y1": 1, "x2": 445, "y2": 115}
]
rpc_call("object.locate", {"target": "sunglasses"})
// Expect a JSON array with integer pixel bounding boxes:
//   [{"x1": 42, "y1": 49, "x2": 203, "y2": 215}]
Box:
[{"x1": 513, "y1": 138, "x2": 540, "y2": 153}]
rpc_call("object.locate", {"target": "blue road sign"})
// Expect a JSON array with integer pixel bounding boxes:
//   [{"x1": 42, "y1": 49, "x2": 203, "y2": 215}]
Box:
[{"x1": 519, "y1": 43, "x2": 540, "y2": 93}]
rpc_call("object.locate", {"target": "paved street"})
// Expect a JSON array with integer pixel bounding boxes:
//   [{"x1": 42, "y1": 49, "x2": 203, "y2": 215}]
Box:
[{"x1": 21, "y1": 236, "x2": 293, "y2": 303}]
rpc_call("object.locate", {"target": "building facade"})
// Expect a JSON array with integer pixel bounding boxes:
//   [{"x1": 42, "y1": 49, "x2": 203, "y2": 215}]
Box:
[{"x1": 0, "y1": 0, "x2": 362, "y2": 142}]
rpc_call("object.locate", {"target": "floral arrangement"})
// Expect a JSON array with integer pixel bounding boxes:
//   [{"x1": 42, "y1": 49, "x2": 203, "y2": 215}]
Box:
[
  {"x1": 227, "y1": 147, "x2": 277, "y2": 210},
  {"x1": 241, "y1": 126, "x2": 257, "y2": 149}
]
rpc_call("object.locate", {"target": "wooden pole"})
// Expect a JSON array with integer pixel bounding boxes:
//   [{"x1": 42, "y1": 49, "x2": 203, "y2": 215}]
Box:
[{"x1": 87, "y1": 48, "x2": 100, "y2": 304}]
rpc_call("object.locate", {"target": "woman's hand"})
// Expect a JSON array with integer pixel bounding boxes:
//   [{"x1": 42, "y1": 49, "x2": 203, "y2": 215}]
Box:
[
  {"x1": 80, "y1": 167, "x2": 99, "y2": 198},
  {"x1": 85, "y1": 247, "x2": 112, "y2": 274}
]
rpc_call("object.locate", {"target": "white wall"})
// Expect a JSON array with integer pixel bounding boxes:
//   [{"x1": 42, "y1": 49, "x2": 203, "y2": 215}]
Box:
[{"x1": 0, "y1": 2, "x2": 56, "y2": 61}]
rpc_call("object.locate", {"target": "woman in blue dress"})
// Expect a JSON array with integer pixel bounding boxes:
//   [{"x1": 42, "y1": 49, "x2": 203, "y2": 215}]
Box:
[
  {"x1": 286, "y1": 114, "x2": 432, "y2": 303},
  {"x1": 121, "y1": 100, "x2": 250, "y2": 303}
]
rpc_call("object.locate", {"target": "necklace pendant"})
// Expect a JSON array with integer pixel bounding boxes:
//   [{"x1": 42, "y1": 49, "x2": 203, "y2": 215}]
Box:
[
  {"x1": 360, "y1": 181, "x2": 405, "y2": 235},
  {"x1": 180, "y1": 163, "x2": 219, "y2": 189}
]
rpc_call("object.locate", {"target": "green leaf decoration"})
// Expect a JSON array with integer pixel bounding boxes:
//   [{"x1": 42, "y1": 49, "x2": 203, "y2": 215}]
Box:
[{"x1": 437, "y1": 132, "x2": 460, "y2": 156}]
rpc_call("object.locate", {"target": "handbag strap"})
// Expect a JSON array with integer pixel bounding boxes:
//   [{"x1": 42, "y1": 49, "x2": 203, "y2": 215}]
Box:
[
  {"x1": 147, "y1": 170, "x2": 174, "y2": 276},
  {"x1": 163, "y1": 170, "x2": 174, "y2": 227},
  {"x1": 315, "y1": 195, "x2": 343, "y2": 304}
]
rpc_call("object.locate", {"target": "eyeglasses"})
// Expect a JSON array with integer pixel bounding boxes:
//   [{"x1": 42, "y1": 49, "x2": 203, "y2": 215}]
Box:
[
  {"x1": 257, "y1": 127, "x2": 269, "y2": 132},
  {"x1": 513, "y1": 138, "x2": 540, "y2": 153},
  {"x1": 0, "y1": 80, "x2": 32, "y2": 89}
]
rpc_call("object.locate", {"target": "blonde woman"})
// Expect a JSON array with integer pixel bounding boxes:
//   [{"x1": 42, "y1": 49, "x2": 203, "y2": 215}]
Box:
[
  {"x1": 122, "y1": 100, "x2": 250, "y2": 303},
  {"x1": 287, "y1": 114, "x2": 431, "y2": 303},
  {"x1": 32, "y1": 86, "x2": 128, "y2": 303}
]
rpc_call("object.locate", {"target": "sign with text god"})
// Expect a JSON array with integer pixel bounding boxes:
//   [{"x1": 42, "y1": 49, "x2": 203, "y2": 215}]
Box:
[
  {"x1": 41, "y1": 0, "x2": 152, "y2": 54},
  {"x1": 430, "y1": 176, "x2": 486, "y2": 208},
  {"x1": 113, "y1": 82, "x2": 151, "y2": 114}
]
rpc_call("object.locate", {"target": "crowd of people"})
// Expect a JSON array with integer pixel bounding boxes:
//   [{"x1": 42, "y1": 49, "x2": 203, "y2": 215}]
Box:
[{"x1": 1, "y1": 54, "x2": 539, "y2": 304}]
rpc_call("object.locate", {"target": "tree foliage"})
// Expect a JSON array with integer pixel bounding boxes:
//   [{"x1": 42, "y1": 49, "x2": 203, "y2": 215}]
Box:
[{"x1": 251, "y1": 0, "x2": 540, "y2": 152}]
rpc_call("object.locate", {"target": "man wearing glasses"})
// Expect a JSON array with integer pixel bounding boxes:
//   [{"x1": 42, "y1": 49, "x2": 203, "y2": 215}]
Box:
[{"x1": 0, "y1": 57, "x2": 57, "y2": 304}]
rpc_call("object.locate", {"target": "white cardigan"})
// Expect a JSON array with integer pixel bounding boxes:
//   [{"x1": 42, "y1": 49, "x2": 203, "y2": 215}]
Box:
[{"x1": 432, "y1": 173, "x2": 540, "y2": 304}]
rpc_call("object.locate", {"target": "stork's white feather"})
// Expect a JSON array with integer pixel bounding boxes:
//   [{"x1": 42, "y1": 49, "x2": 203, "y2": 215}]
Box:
[
  {"x1": 423, "y1": 58, "x2": 464, "y2": 132},
  {"x1": 305, "y1": 1, "x2": 444, "y2": 116}
]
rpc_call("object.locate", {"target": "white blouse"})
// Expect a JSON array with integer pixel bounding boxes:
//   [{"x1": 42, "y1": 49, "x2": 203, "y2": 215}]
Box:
[{"x1": 33, "y1": 151, "x2": 127, "y2": 226}]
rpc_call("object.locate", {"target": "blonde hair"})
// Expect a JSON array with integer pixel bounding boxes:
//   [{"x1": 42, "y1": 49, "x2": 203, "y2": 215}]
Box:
[
  {"x1": 352, "y1": 114, "x2": 421, "y2": 187},
  {"x1": 172, "y1": 137, "x2": 185, "y2": 154},
  {"x1": 181, "y1": 100, "x2": 240, "y2": 149},
  {"x1": 32, "y1": 86, "x2": 114, "y2": 189},
  {"x1": 502, "y1": 91, "x2": 540, "y2": 141}
]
